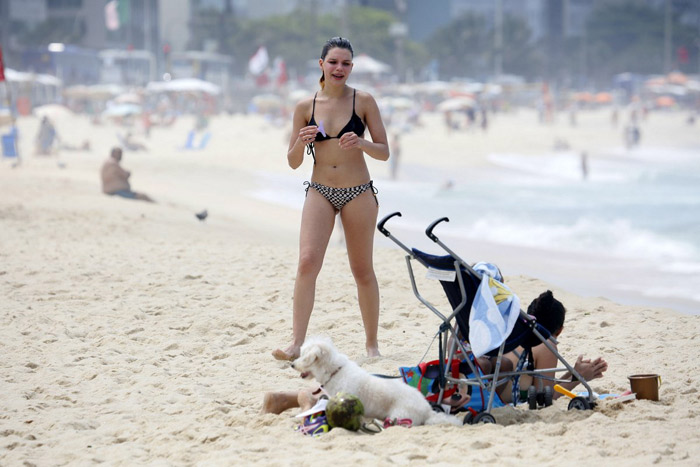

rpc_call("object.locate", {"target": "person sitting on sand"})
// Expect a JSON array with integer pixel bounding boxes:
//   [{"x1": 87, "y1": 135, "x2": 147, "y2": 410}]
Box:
[
  {"x1": 100, "y1": 147, "x2": 154, "y2": 202},
  {"x1": 478, "y1": 290, "x2": 608, "y2": 402},
  {"x1": 36, "y1": 116, "x2": 58, "y2": 155}
]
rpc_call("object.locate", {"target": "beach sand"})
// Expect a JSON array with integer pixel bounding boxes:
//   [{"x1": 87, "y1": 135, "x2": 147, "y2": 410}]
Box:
[{"x1": 1, "y1": 108, "x2": 699, "y2": 465}]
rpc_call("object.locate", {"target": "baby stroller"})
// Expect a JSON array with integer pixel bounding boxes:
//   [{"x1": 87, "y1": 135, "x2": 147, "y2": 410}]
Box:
[{"x1": 377, "y1": 212, "x2": 597, "y2": 424}]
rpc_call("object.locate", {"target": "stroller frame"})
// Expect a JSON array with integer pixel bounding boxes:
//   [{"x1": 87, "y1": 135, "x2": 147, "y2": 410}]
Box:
[{"x1": 378, "y1": 212, "x2": 597, "y2": 422}]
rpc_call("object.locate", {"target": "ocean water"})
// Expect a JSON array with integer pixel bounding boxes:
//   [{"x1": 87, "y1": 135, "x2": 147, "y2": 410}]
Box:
[{"x1": 253, "y1": 145, "x2": 700, "y2": 315}]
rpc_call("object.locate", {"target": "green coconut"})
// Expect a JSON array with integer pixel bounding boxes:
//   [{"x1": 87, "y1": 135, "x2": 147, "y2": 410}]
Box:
[{"x1": 325, "y1": 392, "x2": 365, "y2": 431}]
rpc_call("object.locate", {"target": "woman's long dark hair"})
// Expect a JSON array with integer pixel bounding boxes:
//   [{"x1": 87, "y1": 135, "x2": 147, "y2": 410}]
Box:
[
  {"x1": 527, "y1": 290, "x2": 566, "y2": 335},
  {"x1": 319, "y1": 37, "x2": 354, "y2": 89}
]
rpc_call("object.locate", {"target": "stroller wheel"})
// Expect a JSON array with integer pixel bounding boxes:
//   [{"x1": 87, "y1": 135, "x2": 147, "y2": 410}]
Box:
[
  {"x1": 567, "y1": 396, "x2": 592, "y2": 411},
  {"x1": 472, "y1": 412, "x2": 496, "y2": 424},
  {"x1": 527, "y1": 385, "x2": 538, "y2": 410},
  {"x1": 462, "y1": 412, "x2": 474, "y2": 425},
  {"x1": 544, "y1": 386, "x2": 554, "y2": 407}
]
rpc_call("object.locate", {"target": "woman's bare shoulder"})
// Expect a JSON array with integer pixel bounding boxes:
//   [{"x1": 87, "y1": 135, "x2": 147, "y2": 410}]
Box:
[
  {"x1": 354, "y1": 88, "x2": 376, "y2": 103},
  {"x1": 294, "y1": 96, "x2": 315, "y2": 112},
  {"x1": 293, "y1": 96, "x2": 315, "y2": 120},
  {"x1": 354, "y1": 89, "x2": 379, "y2": 112}
]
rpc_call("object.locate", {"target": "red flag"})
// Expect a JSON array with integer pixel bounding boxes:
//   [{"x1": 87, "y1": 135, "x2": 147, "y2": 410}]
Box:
[{"x1": 0, "y1": 45, "x2": 5, "y2": 82}]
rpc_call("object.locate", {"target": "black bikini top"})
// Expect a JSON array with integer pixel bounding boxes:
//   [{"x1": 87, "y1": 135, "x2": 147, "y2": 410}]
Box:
[
  {"x1": 306, "y1": 89, "x2": 365, "y2": 164},
  {"x1": 309, "y1": 89, "x2": 365, "y2": 140}
]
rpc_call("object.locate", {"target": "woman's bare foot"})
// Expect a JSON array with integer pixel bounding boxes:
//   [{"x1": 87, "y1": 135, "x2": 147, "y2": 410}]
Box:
[
  {"x1": 272, "y1": 345, "x2": 300, "y2": 361},
  {"x1": 366, "y1": 346, "x2": 381, "y2": 358}
]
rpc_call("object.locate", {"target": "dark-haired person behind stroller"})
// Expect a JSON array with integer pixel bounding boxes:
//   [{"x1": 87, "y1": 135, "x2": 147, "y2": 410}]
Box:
[{"x1": 478, "y1": 290, "x2": 608, "y2": 403}]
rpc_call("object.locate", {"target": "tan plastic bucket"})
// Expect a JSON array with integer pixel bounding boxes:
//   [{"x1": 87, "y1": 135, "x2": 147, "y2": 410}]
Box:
[{"x1": 628, "y1": 374, "x2": 662, "y2": 401}]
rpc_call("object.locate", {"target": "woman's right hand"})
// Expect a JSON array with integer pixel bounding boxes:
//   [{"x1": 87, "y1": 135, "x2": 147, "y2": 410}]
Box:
[{"x1": 298, "y1": 125, "x2": 318, "y2": 144}]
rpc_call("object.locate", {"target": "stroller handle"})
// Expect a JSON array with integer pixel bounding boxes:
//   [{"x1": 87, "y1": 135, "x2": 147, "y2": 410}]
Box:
[
  {"x1": 377, "y1": 211, "x2": 402, "y2": 237},
  {"x1": 426, "y1": 217, "x2": 449, "y2": 242}
]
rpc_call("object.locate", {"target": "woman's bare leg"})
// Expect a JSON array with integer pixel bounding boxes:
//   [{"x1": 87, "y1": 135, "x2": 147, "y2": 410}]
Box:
[
  {"x1": 272, "y1": 190, "x2": 336, "y2": 360},
  {"x1": 340, "y1": 190, "x2": 380, "y2": 357},
  {"x1": 261, "y1": 391, "x2": 301, "y2": 414},
  {"x1": 261, "y1": 386, "x2": 323, "y2": 414}
]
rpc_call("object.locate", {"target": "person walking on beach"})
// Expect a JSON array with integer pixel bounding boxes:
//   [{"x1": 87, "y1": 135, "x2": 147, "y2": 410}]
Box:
[
  {"x1": 389, "y1": 133, "x2": 401, "y2": 180},
  {"x1": 272, "y1": 37, "x2": 389, "y2": 361},
  {"x1": 100, "y1": 147, "x2": 154, "y2": 202}
]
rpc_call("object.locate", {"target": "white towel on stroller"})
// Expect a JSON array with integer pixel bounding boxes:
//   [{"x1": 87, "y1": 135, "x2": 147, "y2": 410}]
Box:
[{"x1": 468, "y1": 273, "x2": 521, "y2": 358}]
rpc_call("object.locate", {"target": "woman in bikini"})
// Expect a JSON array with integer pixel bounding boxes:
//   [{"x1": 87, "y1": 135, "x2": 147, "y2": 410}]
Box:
[{"x1": 272, "y1": 37, "x2": 389, "y2": 361}]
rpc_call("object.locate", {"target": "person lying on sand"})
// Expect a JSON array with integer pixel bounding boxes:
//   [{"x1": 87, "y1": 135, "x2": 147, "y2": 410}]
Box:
[
  {"x1": 262, "y1": 386, "x2": 325, "y2": 415},
  {"x1": 478, "y1": 290, "x2": 608, "y2": 402},
  {"x1": 261, "y1": 385, "x2": 468, "y2": 416}
]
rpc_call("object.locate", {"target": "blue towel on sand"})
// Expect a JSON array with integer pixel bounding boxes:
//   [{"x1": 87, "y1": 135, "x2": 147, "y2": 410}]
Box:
[{"x1": 468, "y1": 274, "x2": 520, "y2": 358}]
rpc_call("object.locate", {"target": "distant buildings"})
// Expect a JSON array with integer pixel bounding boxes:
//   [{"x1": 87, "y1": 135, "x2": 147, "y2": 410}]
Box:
[
  {"x1": 1, "y1": 0, "x2": 696, "y2": 86},
  {"x1": 3, "y1": 0, "x2": 160, "y2": 86}
]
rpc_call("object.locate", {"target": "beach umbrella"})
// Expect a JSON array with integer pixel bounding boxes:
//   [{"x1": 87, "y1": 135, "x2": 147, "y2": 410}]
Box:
[
  {"x1": 436, "y1": 96, "x2": 476, "y2": 112},
  {"x1": 113, "y1": 93, "x2": 142, "y2": 105},
  {"x1": 287, "y1": 88, "x2": 311, "y2": 103},
  {"x1": 685, "y1": 80, "x2": 700, "y2": 93},
  {"x1": 667, "y1": 71, "x2": 688, "y2": 85},
  {"x1": 87, "y1": 84, "x2": 124, "y2": 100},
  {"x1": 450, "y1": 82, "x2": 484, "y2": 95},
  {"x1": 655, "y1": 96, "x2": 675, "y2": 108},
  {"x1": 4, "y1": 68, "x2": 33, "y2": 83},
  {"x1": 413, "y1": 81, "x2": 451, "y2": 95},
  {"x1": 644, "y1": 76, "x2": 666, "y2": 87},
  {"x1": 396, "y1": 83, "x2": 417, "y2": 95},
  {"x1": 146, "y1": 78, "x2": 221, "y2": 95},
  {"x1": 34, "y1": 104, "x2": 74, "y2": 120},
  {"x1": 34, "y1": 74, "x2": 62, "y2": 87},
  {"x1": 647, "y1": 83, "x2": 687, "y2": 96},
  {"x1": 251, "y1": 93, "x2": 283, "y2": 112},
  {"x1": 573, "y1": 92, "x2": 593, "y2": 103},
  {"x1": 483, "y1": 84, "x2": 503, "y2": 96},
  {"x1": 594, "y1": 92, "x2": 613, "y2": 104},
  {"x1": 102, "y1": 103, "x2": 142, "y2": 117},
  {"x1": 387, "y1": 96, "x2": 415, "y2": 110},
  {"x1": 351, "y1": 54, "x2": 391, "y2": 74},
  {"x1": 63, "y1": 85, "x2": 91, "y2": 99}
]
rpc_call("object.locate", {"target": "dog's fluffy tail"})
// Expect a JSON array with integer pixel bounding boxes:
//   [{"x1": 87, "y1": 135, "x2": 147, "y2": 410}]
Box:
[{"x1": 425, "y1": 410, "x2": 462, "y2": 426}]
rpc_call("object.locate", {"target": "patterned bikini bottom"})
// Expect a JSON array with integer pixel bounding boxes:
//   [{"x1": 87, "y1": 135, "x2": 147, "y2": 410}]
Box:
[{"x1": 304, "y1": 180, "x2": 378, "y2": 211}]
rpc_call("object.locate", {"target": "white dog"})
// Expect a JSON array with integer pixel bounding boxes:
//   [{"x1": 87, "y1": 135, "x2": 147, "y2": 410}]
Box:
[{"x1": 292, "y1": 336, "x2": 461, "y2": 426}]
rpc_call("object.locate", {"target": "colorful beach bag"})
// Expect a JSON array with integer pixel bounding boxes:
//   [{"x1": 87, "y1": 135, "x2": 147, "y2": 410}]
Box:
[{"x1": 399, "y1": 357, "x2": 504, "y2": 411}]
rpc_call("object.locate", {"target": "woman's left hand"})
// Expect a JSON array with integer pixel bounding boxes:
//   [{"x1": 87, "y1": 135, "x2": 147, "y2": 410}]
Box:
[
  {"x1": 573, "y1": 355, "x2": 608, "y2": 381},
  {"x1": 339, "y1": 132, "x2": 362, "y2": 150}
]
